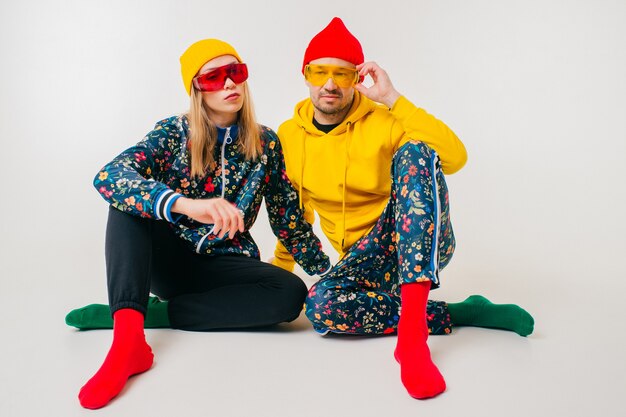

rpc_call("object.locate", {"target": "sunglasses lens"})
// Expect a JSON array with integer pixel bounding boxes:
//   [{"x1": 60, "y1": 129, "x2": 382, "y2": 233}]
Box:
[
  {"x1": 194, "y1": 72, "x2": 223, "y2": 92},
  {"x1": 193, "y1": 63, "x2": 249, "y2": 92},
  {"x1": 305, "y1": 65, "x2": 357, "y2": 88},
  {"x1": 228, "y1": 63, "x2": 248, "y2": 84}
]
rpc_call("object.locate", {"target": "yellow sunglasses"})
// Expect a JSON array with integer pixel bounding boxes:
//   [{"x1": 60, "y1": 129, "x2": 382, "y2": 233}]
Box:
[{"x1": 304, "y1": 64, "x2": 359, "y2": 88}]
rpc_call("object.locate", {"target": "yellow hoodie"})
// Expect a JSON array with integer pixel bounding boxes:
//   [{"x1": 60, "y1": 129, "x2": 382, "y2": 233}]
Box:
[{"x1": 273, "y1": 92, "x2": 467, "y2": 272}]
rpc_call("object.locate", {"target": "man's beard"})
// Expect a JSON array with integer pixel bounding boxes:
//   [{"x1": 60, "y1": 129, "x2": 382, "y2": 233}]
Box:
[{"x1": 314, "y1": 89, "x2": 352, "y2": 116}]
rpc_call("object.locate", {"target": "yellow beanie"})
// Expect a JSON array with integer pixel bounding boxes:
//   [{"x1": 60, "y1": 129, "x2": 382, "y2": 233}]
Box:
[{"x1": 180, "y1": 39, "x2": 243, "y2": 95}]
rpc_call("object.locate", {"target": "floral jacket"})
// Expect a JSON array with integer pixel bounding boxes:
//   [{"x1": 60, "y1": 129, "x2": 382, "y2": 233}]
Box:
[{"x1": 93, "y1": 115, "x2": 330, "y2": 275}]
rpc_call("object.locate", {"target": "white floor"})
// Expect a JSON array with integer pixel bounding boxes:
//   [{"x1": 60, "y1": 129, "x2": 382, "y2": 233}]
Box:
[
  {"x1": 2, "y1": 1, "x2": 626, "y2": 416},
  {"x1": 2, "y1": 228, "x2": 625, "y2": 417}
]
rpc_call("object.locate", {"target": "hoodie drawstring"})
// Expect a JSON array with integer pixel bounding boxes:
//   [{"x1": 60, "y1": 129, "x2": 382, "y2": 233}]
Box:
[
  {"x1": 341, "y1": 122, "x2": 353, "y2": 250},
  {"x1": 298, "y1": 121, "x2": 353, "y2": 251},
  {"x1": 299, "y1": 126, "x2": 306, "y2": 210}
]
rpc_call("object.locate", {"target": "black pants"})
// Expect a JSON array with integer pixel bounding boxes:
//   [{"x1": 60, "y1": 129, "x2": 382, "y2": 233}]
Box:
[{"x1": 105, "y1": 207, "x2": 308, "y2": 331}]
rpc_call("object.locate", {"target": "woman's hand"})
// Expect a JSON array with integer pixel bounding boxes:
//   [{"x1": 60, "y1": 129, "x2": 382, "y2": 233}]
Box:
[{"x1": 172, "y1": 197, "x2": 244, "y2": 239}]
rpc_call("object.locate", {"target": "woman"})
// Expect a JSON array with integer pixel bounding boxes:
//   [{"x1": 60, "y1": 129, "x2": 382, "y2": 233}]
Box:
[{"x1": 69, "y1": 39, "x2": 330, "y2": 409}]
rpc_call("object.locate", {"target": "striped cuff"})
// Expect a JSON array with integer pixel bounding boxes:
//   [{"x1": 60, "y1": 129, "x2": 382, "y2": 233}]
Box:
[{"x1": 154, "y1": 190, "x2": 183, "y2": 223}]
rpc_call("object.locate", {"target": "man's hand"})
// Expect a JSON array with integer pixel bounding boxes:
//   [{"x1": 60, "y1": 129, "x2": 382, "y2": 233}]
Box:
[
  {"x1": 354, "y1": 61, "x2": 401, "y2": 108},
  {"x1": 172, "y1": 197, "x2": 244, "y2": 239}
]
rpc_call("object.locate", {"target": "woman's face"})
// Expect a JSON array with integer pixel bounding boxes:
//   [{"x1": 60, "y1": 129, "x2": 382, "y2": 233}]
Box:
[{"x1": 197, "y1": 54, "x2": 246, "y2": 125}]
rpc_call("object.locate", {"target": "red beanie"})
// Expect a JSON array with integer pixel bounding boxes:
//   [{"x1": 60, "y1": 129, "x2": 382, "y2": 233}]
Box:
[{"x1": 302, "y1": 17, "x2": 364, "y2": 73}]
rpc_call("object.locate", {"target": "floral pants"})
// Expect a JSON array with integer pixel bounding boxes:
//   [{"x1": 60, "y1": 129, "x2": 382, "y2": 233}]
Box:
[{"x1": 305, "y1": 141, "x2": 456, "y2": 335}]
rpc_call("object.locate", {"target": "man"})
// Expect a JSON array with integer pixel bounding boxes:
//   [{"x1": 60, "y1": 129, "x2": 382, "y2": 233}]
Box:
[{"x1": 272, "y1": 17, "x2": 533, "y2": 399}]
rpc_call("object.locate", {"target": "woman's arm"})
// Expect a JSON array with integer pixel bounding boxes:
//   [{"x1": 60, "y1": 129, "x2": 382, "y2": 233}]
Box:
[
  {"x1": 93, "y1": 119, "x2": 183, "y2": 220},
  {"x1": 263, "y1": 130, "x2": 330, "y2": 275}
]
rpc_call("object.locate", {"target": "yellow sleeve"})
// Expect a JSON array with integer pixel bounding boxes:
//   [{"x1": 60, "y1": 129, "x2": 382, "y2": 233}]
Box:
[
  {"x1": 272, "y1": 192, "x2": 316, "y2": 272},
  {"x1": 390, "y1": 96, "x2": 468, "y2": 174}
]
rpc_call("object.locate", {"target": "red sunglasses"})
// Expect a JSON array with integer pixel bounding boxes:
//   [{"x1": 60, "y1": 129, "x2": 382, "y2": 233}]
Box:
[{"x1": 192, "y1": 63, "x2": 249, "y2": 92}]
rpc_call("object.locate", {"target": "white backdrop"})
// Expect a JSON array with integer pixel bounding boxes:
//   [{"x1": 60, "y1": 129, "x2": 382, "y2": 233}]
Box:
[{"x1": 1, "y1": 1, "x2": 625, "y2": 416}]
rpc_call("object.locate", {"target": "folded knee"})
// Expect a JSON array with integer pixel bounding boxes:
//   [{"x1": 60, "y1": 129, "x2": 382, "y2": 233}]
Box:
[{"x1": 393, "y1": 141, "x2": 439, "y2": 169}]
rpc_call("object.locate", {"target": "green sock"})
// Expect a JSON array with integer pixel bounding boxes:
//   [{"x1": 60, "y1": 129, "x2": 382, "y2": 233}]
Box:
[
  {"x1": 447, "y1": 295, "x2": 534, "y2": 337},
  {"x1": 65, "y1": 296, "x2": 170, "y2": 330}
]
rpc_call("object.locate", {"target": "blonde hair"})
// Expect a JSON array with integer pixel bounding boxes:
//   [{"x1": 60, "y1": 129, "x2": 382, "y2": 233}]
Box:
[{"x1": 187, "y1": 82, "x2": 262, "y2": 178}]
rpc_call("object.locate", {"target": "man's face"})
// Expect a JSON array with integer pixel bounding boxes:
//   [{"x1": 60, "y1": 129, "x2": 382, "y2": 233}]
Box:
[{"x1": 306, "y1": 58, "x2": 356, "y2": 122}]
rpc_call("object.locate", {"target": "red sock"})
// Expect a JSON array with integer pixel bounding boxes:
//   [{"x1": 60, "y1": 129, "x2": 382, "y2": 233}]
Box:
[
  {"x1": 78, "y1": 309, "x2": 154, "y2": 409},
  {"x1": 394, "y1": 281, "x2": 446, "y2": 399}
]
